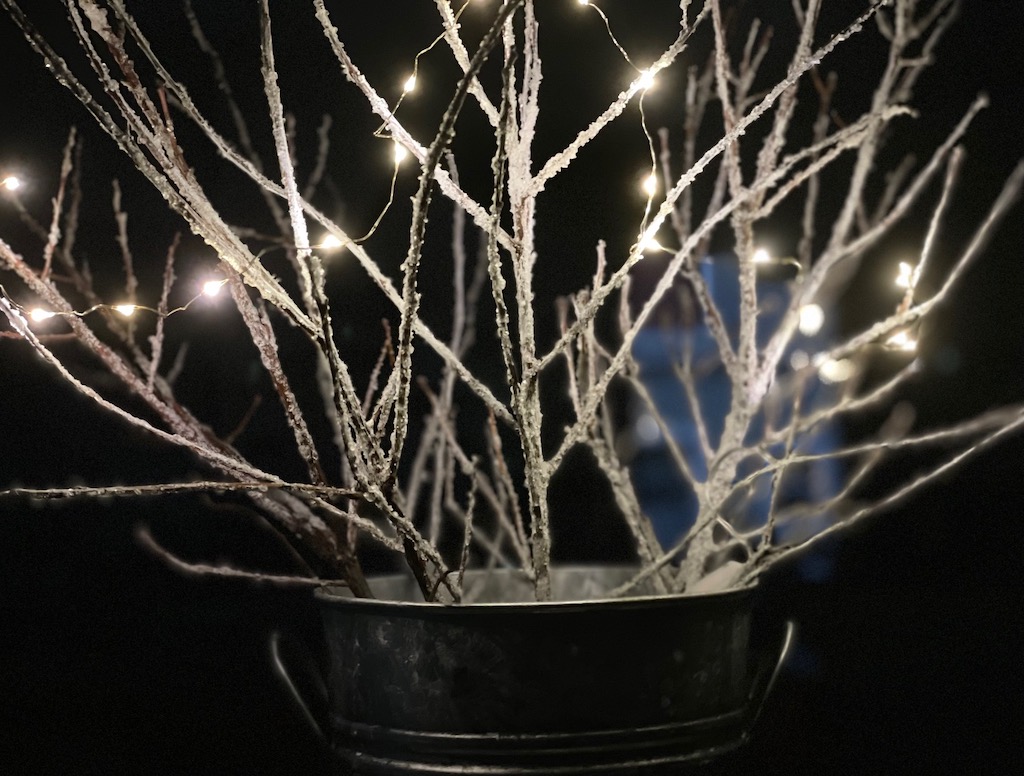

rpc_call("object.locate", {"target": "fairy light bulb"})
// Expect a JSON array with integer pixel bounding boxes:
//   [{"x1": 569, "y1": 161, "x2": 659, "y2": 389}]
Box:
[
  {"x1": 896, "y1": 261, "x2": 914, "y2": 289},
  {"x1": 818, "y1": 357, "x2": 855, "y2": 384},
  {"x1": 403, "y1": 73, "x2": 417, "y2": 93},
  {"x1": 886, "y1": 330, "x2": 917, "y2": 352},
  {"x1": 798, "y1": 304, "x2": 825, "y2": 336},
  {"x1": 634, "y1": 412, "x2": 660, "y2": 445},
  {"x1": 641, "y1": 172, "x2": 658, "y2": 197},
  {"x1": 113, "y1": 304, "x2": 137, "y2": 317},
  {"x1": 2, "y1": 175, "x2": 22, "y2": 191},
  {"x1": 639, "y1": 236, "x2": 664, "y2": 255},
  {"x1": 394, "y1": 140, "x2": 409, "y2": 164},
  {"x1": 318, "y1": 234, "x2": 344, "y2": 251},
  {"x1": 637, "y1": 68, "x2": 656, "y2": 90},
  {"x1": 752, "y1": 248, "x2": 771, "y2": 265},
  {"x1": 789, "y1": 350, "x2": 810, "y2": 370},
  {"x1": 201, "y1": 279, "x2": 225, "y2": 298},
  {"x1": 637, "y1": 224, "x2": 661, "y2": 259},
  {"x1": 29, "y1": 308, "x2": 55, "y2": 322},
  {"x1": 577, "y1": 0, "x2": 590, "y2": 5}
]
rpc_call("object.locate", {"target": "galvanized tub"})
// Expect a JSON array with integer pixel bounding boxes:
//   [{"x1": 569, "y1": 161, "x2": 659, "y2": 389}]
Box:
[{"x1": 275, "y1": 566, "x2": 791, "y2": 774}]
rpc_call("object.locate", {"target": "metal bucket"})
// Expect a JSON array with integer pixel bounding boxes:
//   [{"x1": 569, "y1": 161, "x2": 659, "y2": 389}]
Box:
[{"x1": 274, "y1": 566, "x2": 792, "y2": 775}]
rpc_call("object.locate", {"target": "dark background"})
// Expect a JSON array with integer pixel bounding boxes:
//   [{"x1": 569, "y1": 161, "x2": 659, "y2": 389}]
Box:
[{"x1": 2, "y1": 1, "x2": 1023, "y2": 773}]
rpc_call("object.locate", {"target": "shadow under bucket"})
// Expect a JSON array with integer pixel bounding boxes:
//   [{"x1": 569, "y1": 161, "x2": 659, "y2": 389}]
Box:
[{"x1": 279, "y1": 566, "x2": 791, "y2": 775}]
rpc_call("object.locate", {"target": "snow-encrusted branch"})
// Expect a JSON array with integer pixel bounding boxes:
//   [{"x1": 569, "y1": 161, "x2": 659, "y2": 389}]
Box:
[{"x1": 3, "y1": 0, "x2": 1022, "y2": 601}]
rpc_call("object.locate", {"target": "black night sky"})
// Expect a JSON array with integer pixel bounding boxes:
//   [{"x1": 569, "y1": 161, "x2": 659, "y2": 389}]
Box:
[{"x1": 2, "y1": 1, "x2": 1023, "y2": 773}]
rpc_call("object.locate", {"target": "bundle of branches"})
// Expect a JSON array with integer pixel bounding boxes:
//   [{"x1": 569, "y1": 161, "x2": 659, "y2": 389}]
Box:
[{"x1": 2, "y1": 0, "x2": 1021, "y2": 601}]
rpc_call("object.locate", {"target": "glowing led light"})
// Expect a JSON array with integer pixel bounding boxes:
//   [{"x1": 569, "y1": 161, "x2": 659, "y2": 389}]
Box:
[
  {"x1": 318, "y1": 234, "x2": 344, "y2": 251},
  {"x1": 818, "y1": 358, "x2": 855, "y2": 384},
  {"x1": 641, "y1": 172, "x2": 658, "y2": 197},
  {"x1": 403, "y1": 74, "x2": 417, "y2": 93},
  {"x1": 886, "y1": 330, "x2": 917, "y2": 352},
  {"x1": 637, "y1": 225, "x2": 661, "y2": 258},
  {"x1": 789, "y1": 350, "x2": 810, "y2": 370},
  {"x1": 798, "y1": 304, "x2": 825, "y2": 336},
  {"x1": 752, "y1": 248, "x2": 771, "y2": 265},
  {"x1": 637, "y1": 68, "x2": 656, "y2": 90},
  {"x1": 634, "y1": 413, "x2": 661, "y2": 445},
  {"x1": 113, "y1": 304, "x2": 137, "y2": 317},
  {"x1": 394, "y1": 140, "x2": 409, "y2": 164},
  {"x1": 577, "y1": 0, "x2": 590, "y2": 5},
  {"x1": 29, "y1": 308, "x2": 56, "y2": 322},
  {"x1": 201, "y1": 279, "x2": 225, "y2": 298},
  {"x1": 896, "y1": 261, "x2": 914, "y2": 289},
  {"x1": 2, "y1": 175, "x2": 22, "y2": 191},
  {"x1": 639, "y1": 236, "x2": 664, "y2": 255}
]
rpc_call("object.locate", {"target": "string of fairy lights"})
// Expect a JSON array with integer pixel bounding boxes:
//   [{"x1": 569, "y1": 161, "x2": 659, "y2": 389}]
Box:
[{"x1": 0, "y1": 0, "x2": 918, "y2": 379}]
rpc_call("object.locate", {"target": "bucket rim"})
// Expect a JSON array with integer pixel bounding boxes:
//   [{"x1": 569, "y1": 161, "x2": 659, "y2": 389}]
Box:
[{"x1": 313, "y1": 564, "x2": 755, "y2": 612}]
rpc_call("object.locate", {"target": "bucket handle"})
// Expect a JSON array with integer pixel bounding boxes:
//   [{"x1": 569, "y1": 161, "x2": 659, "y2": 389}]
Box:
[
  {"x1": 744, "y1": 618, "x2": 797, "y2": 732},
  {"x1": 269, "y1": 629, "x2": 329, "y2": 741}
]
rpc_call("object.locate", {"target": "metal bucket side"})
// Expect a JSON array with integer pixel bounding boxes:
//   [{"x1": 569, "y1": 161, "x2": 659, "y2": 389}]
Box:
[{"x1": 313, "y1": 567, "x2": 777, "y2": 773}]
